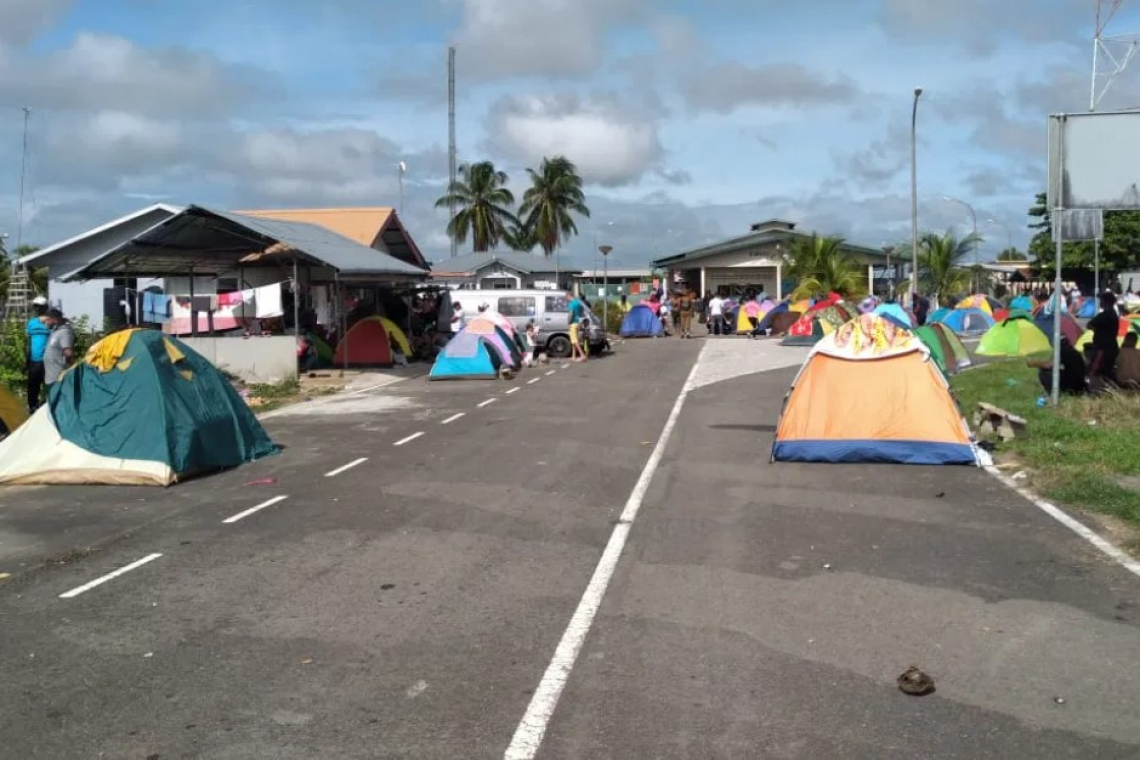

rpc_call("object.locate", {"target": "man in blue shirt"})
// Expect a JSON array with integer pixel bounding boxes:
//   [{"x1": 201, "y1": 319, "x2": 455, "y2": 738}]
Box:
[
  {"x1": 25, "y1": 297, "x2": 51, "y2": 411},
  {"x1": 567, "y1": 291, "x2": 587, "y2": 362}
]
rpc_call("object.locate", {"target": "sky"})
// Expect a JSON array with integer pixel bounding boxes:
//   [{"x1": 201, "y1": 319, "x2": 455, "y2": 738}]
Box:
[{"x1": 1, "y1": 0, "x2": 1139, "y2": 271}]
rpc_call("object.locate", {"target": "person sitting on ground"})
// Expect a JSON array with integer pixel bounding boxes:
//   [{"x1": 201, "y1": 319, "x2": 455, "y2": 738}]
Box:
[
  {"x1": 1028, "y1": 336, "x2": 1087, "y2": 395},
  {"x1": 1116, "y1": 331, "x2": 1140, "y2": 389}
]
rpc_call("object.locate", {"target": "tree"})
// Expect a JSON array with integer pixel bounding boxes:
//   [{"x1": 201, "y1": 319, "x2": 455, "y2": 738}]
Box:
[
  {"x1": 997, "y1": 247, "x2": 1028, "y2": 262},
  {"x1": 434, "y1": 161, "x2": 518, "y2": 252},
  {"x1": 518, "y1": 156, "x2": 591, "y2": 258},
  {"x1": 502, "y1": 221, "x2": 537, "y2": 252},
  {"x1": 901, "y1": 230, "x2": 979, "y2": 300},
  {"x1": 783, "y1": 234, "x2": 864, "y2": 299},
  {"x1": 1027, "y1": 190, "x2": 1140, "y2": 274}
]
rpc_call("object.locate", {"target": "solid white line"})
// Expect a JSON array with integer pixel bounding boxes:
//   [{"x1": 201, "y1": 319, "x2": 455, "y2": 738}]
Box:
[
  {"x1": 441, "y1": 412, "x2": 465, "y2": 425},
  {"x1": 528, "y1": 378, "x2": 541, "y2": 385},
  {"x1": 506, "y1": 387, "x2": 520, "y2": 395},
  {"x1": 223, "y1": 495, "x2": 289, "y2": 524},
  {"x1": 477, "y1": 398, "x2": 497, "y2": 408},
  {"x1": 503, "y1": 350, "x2": 705, "y2": 760},
  {"x1": 394, "y1": 432, "x2": 425, "y2": 447},
  {"x1": 984, "y1": 465, "x2": 1140, "y2": 579},
  {"x1": 325, "y1": 457, "x2": 368, "y2": 477},
  {"x1": 545, "y1": 370, "x2": 557, "y2": 377},
  {"x1": 59, "y1": 553, "x2": 164, "y2": 599}
]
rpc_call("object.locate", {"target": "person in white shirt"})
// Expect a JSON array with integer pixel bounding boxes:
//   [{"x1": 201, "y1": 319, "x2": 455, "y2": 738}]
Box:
[
  {"x1": 451, "y1": 301, "x2": 465, "y2": 333},
  {"x1": 708, "y1": 293, "x2": 726, "y2": 336}
]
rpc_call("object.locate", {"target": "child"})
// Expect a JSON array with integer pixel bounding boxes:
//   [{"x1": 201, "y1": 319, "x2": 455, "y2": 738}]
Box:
[{"x1": 523, "y1": 320, "x2": 538, "y2": 367}]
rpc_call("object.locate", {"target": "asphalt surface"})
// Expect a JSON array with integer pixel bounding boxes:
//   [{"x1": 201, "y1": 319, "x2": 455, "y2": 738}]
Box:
[{"x1": 1, "y1": 336, "x2": 1139, "y2": 759}]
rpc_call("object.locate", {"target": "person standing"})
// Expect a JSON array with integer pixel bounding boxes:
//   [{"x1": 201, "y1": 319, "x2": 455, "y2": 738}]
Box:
[
  {"x1": 567, "y1": 291, "x2": 587, "y2": 362},
  {"x1": 450, "y1": 301, "x2": 465, "y2": 333},
  {"x1": 677, "y1": 288, "x2": 695, "y2": 339},
  {"x1": 913, "y1": 292, "x2": 930, "y2": 326},
  {"x1": 43, "y1": 309, "x2": 76, "y2": 394},
  {"x1": 707, "y1": 292, "x2": 725, "y2": 336},
  {"x1": 1087, "y1": 291, "x2": 1121, "y2": 382},
  {"x1": 25, "y1": 296, "x2": 51, "y2": 411}
]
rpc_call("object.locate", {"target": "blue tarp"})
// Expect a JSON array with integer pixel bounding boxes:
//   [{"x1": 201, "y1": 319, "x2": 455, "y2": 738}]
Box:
[
  {"x1": 619, "y1": 303, "x2": 664, "y2": 337},
  {"x1": 772, "y1": 440, "x2": 978, "y2": 465}
]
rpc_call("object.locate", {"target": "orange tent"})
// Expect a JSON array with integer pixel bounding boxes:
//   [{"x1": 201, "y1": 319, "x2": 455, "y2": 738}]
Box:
[
  {"x1": 772, "y1": 314, "x2": 978, "y2": 465},
  {"x1": 334, "y1": 316, "x2": 396, "y2": 366}
]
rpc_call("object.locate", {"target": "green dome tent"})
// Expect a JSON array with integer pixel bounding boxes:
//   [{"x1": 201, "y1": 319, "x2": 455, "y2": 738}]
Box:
[{"x1": 0, "y1": 329, "x2": 277, "y2": 486}]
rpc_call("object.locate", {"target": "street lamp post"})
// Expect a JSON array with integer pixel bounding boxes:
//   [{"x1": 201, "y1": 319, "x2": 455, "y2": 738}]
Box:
[
  {"x1": 942, "y1": 195, "x2": 978, "y2": 290},
  {"x1": 910, "y1": 88, "x2": 923, "y2": 307},
  {"x1": 598, "y1": 245, "x2": 613, "y2": 335},
  {"x1": 882, "y1": 245, "x2": 895, "y2": 299}
]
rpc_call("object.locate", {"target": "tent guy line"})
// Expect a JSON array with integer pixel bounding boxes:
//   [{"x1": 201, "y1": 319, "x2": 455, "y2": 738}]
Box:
[
  {"x1": 325, "y1": 458, "x2": 368, "y2": 477},
  {"x1": 59, "y1": 553, "x2": 164, "y2": 599},
  {"x1": 223, "y1": 495, "x2": 289, "y2": 525}
]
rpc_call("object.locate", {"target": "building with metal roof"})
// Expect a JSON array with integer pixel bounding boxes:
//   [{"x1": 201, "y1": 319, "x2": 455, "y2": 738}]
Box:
[
  {"x1": 430, "y1": 251, "x2": 580, "y2": 290},
  {"x1": 651, "y1": 219, "x2": 891, "y2": 298},
  {"x1": 237, "y1": 207, "x2": 427, "y2": 270}
]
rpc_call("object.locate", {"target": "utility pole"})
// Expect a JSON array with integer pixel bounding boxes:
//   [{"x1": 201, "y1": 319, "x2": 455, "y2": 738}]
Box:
[
  {"x1": 16, "y1": 106, "x2": 31, "y2": 253},
  {"x1": 448, "y1": 46, "x2": 458, "y2": 259}
]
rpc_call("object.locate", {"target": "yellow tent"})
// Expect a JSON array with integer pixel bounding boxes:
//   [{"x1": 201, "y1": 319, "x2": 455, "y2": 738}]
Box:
[
  {"x1": 0, "y1": 386, "x2": 27, "y2": 434},
  {"x1": 376, "y1": 317, "x2": 413, "y2": 356}
]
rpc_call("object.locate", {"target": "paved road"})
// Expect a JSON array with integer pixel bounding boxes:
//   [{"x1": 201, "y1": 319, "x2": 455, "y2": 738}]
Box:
[{"x1": 1, "y1": 337, "x2": 1138, "y2": 759}]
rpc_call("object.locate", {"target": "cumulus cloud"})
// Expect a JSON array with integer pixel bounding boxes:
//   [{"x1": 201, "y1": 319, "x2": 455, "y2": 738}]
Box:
[
  {"x1": 682, "y1": 62, "x2": 860, "y2": 114},
  {"x1": 0, "y1": 0, "x2": 73, "y2": 47},
  {"x1": 484, "y1": 93, "x2": 665, "y2": 186}
]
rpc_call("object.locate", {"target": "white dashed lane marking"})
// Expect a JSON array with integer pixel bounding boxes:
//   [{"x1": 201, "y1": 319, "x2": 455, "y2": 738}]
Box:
[
  {"x1": 528, "y1": 378, "x2": 540, "y2": 385},
  {"x1": 394, "y1": 432, "x2": 425, "y2": 447},
  {"x1": 325, "y1": 458, "x2": 368, "y2": 477},
  {"x1": 59, "y1": 553, "x2": 164, "y2": 599},
  {"x1": 506, "y1": 388, "x2": 520, "y2": 395},
  {"x1": 441, "y1": 413, "x2": 465, "y2": 425},
  {"x1": 223, "y1": 495, "x2": 289, "y2": 524},
  {"x1": 477, "y1": 399, "x2": 497, "y2": 408}
]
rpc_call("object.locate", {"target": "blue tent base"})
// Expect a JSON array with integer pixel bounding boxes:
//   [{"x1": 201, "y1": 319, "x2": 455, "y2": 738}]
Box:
[
  {"x1": 620, "y1": 304, "x2": 664, "y2": 337},
  {"x1": 772, "y1": 439, "x2": 978, "y2": 465}
]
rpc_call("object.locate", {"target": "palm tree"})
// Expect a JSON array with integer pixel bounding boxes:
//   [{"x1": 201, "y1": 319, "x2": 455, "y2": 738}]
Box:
[
  {"x1": 783, "y1": 234, "x2": 864, "y2": 299},
  {"x1": 902, "y1": 230, "x2": 981, "y2": 300},
  {"x1": 997, "y1": 247, "x2": 1028, "y2": 262},
  {"x1": 518, "y1": 156, "x2": 591, "y2": 258},
  {"x1": 502, "y1": 221, "x2": 537, "y2": 252},
  {"x1": 434, "y1": 161, "x2": 518, "y2": 252}
]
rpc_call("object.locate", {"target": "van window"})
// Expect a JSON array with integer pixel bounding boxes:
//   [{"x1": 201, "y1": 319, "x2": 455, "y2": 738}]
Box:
[
  {"x1": 545, "y1": 296, "x2": 569, "y2": 312},
  {"x1": 498, "y1": 296, "x2": 536, "y2": 317}
]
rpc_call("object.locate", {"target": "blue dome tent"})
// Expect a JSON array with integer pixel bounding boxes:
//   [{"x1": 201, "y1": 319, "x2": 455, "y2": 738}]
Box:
[
  {"x1": 872, "y1": 301, "x2": 913, "y2": 329},
  {"x1": 935, "y1": 307, "x2": 994, "y2": 335},
  {"x1": 619, "y1": 303, "x2": 664, "y2": 337},
  {"x1": 429, "y1": 329, "x2": 503, "y2": 380},
  {"x1": 757, "y1": 300, "x2": 791, "y2": 332}
]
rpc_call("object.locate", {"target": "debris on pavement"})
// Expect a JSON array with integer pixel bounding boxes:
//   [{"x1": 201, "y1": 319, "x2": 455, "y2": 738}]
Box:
[
  {"x1": 1054, "y1": 696, "x2": 1066, "y2": 705},
  {"x1": 897, "y1": 666, "x2": 936, "y2": 696},
  {"x1": 243, "y1": 477, "x2": 277, "y2": 486}
]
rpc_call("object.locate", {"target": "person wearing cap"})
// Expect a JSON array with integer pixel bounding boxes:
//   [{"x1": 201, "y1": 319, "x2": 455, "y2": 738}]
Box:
[
  {"x1": 25, "y1": 296, "x2": 50, "y2": 411},
  {"x1": 42, "y1": 308, "x2": 75, "y2": 392}
]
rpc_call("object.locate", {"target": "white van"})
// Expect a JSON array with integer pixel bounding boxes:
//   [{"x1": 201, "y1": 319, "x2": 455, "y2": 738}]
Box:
[{"x1": 441, "y1": 289, "x2": 607, "y2": 357}]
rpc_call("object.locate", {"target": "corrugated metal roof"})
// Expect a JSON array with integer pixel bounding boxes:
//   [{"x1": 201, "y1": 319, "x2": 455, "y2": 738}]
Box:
[
  {"x1": 652, "y1": 229, "x2": 886, "y2": 268},
  {"x1": 62, "y1": 205, "x2": 428, "y2": 281},
  {"x1": 431, "y1": 251, "x2": 581, "y2": 275}
]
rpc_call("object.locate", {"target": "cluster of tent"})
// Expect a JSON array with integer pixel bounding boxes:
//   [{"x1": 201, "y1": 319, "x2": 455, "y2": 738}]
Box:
[
  {"x1": 772, "y1": 313, "x2": 979, "y2": 465},
  {"x1": 979, "y1": 307, "x2": 1140, "y2": 358},
  {"x1": 430, "y1": 311, "x2": 525, "y2": 380},
  {"x1": 0, "y1": 329, "x2": 276, "y2": 486}
]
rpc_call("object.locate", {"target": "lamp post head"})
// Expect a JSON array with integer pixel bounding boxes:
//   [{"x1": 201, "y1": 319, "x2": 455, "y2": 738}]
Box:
[
  {"x1": 914, "y1": 87, "x2": 924, "y2": 97},
  {"x1": 598, "y1": 245, "x2": 613, "y2": 256}
]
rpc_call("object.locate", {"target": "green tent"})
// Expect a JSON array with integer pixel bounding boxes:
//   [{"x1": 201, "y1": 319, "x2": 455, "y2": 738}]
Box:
[
  {"x1": 977, "y1": 316, "x2": 1052, "y2": 358},
  {"x1": 0, "y1": 329, "x2": 277, "y2": 486},
  {"x1": 914, "y1": 323, "x2": 973, "y2": 377}
]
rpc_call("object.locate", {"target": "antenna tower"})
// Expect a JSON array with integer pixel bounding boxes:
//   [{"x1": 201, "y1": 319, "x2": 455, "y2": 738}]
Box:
[
  {"x1": 448, "y1": 46, "x2": 458, "y2": 258},
  {"x1": 1091, "y1": 0, "x2": 1140, "y2": 110}
]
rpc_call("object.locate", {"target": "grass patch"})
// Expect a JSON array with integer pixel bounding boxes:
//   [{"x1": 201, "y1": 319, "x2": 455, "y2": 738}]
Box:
[{"x1": 952, "y1": 360, "x2": 1140, "y2": 523}]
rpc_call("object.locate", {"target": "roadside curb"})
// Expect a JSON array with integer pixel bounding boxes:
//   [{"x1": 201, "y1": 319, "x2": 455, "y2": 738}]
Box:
[
  {"x1": 983, "y1": 464, "x2": 1140, "y2": 579},
  {"x1": 257, "y1": 367, "x2": 431, "y2": 420}
]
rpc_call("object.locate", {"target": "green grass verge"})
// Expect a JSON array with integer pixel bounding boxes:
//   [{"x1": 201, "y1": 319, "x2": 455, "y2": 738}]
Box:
[{"x1": 952, "y1": 360, "x2": 1140, "y2": 524}]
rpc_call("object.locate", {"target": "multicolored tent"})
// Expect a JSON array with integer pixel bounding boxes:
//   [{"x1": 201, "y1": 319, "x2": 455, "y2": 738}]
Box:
[
  {"x1": 913, "y1": 323, "x2": 972, "y2": 376},
  {"x1": 1074, "y1": 318, "x2": 1140, "y2": 350},
  {"x1": 465, "y1": 317, "x2": 521, "y2": 367},
  {"x1": 429, "y1": 321, "x2": 513, "y2": 380},
  {"x1": 977, "y1": 315, "x2": 1052, "y2": 357},
  {"x1": 1033, "y1": 311, "x2": 1082, "y2": 346},
  {"x1": 781, "y1": 303, "x2": 853, "y2": 346},
  {"x1": 1076, "y1": 299, "x2": 1096, "y2": 318},
  {"x1": 0, "y1": 386, "x2": 28, "y2": 437},
  {"x1": 928, "y1": 307, "x2": 952, "y2": 325},
  {"x1": 956, "y1": 294, "x2": 1002, "y2": 315},
  {"x1": 757, "y1": 301, "x2": 791, "y2": 333},
  {"x1": 735, "y1": 299, "x2": 775, "y2": 334},
  {"x1": 334, "y1": 316, "x2": 413, "y2": 366},
  {"x1": 620, "y1": 303, "x2": 664, "y2": 337},
  {"x1": 873, "y1": 301, "x2": 914, "y2": 328},
  {"x1": 933, "y1": 307, "x2": 994, "y2": 335},
  {"x1": 772, "y1": 315, "x2": 978, "y2": 465},
  {"x1": 1010, "y1": 294, "x2": 1035, "y2": 312},
  {"x1": 0, "y1": 329, "x2": 276, "y2": 486}
]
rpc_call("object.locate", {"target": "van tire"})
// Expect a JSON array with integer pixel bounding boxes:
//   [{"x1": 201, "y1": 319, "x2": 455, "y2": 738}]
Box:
[{"x1": 546, "y1": 334, "x2": 572, "y2": 358}]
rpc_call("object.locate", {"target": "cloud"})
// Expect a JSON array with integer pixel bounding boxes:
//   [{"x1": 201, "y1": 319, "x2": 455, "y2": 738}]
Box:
[
  {"x1": 450, "y1": 0, "x2": 641, "y2": 79},
  {"x1": 682, "y1": 62, "x2": 860, "y2": 114},
  {"x1": 0, "y1": 0, "x2": 73, "y2": 47},
  {"x1": 484, "y1": 93, "x2": 665, "y2": 186},
  {"x1": 878, "y1": 0, "x2": 1088, "y2": 52}
]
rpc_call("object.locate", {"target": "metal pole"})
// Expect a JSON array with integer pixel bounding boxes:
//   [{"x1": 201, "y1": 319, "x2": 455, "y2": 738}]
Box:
[
  {"x1": 1051, "y1": 115, "x2": 1066, "y2": 407},
  {"x1": 971, "y1": 206, "x2": 978, "y2": 292},
  {"x1": 910, "y1": 88, "x2": 923, "y2": 307},
  {"x1": 448, "y1": 47, "x2": 458, "y2": 259},
  {"x1": 1094, "y1": 237, "x2": 1101, "y2": 312},
  {"x1": 15, "y1": 107, "x2": 30, "y2": 252},
  {"x1": 292, "y1": 256, "x2": 301, "y2": 341}
]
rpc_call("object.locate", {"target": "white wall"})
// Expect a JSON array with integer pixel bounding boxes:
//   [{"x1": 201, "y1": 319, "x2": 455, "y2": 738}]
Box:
[{"x1": 180, "y1": 336, "x2": 297, "y2": 384}]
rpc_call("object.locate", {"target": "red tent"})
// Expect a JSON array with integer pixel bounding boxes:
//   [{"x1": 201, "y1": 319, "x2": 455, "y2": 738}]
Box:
[{"x1": 334, "y1": 317, "x2": 394, "y2": 366}]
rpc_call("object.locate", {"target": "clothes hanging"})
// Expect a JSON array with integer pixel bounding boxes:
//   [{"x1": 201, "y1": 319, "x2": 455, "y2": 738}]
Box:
[
  {"x1": 254, "y1": 284, "x2": 284, "y2": 318},
  {"x1": 217, "y1": 291, "x2": 245, "y2": 308}
]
